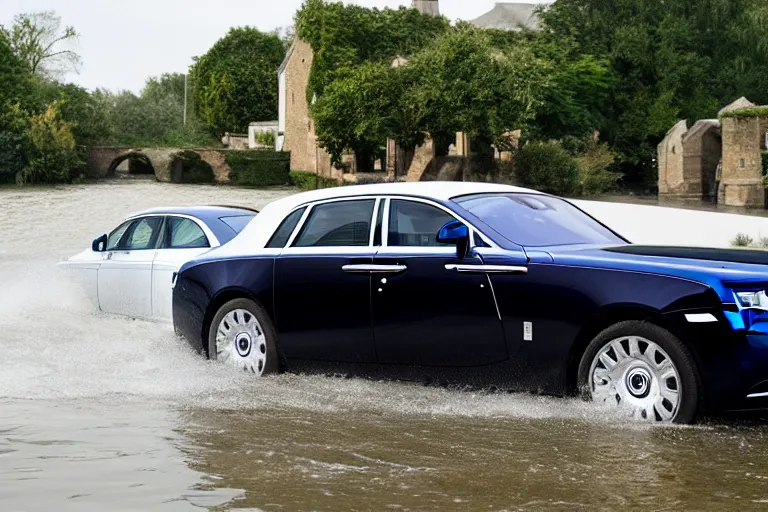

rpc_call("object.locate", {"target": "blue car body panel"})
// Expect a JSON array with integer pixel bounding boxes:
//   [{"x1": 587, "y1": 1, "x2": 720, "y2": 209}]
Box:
[{"x1": 172, "y1": 187, "x2": 768, "y2": 414}]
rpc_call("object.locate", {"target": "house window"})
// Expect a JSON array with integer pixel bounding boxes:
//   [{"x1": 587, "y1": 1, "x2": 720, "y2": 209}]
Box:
[{"x1": 740, "y1": 158, "x2": 746, "y2": 169}]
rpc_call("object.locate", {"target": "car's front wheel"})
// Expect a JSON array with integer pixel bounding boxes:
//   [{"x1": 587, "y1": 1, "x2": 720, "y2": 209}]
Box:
[
  {"x1": 577, "y1": 320, "x2": 700, "y2": 424},
  {"x1": 208, "y1": 298, "x2": 279, "y2": 375}
]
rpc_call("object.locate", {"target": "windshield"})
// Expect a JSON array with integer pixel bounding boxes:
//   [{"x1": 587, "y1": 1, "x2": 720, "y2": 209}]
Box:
[{"x1": 454, "y1": 193, "x2": 624, "y2": 247}]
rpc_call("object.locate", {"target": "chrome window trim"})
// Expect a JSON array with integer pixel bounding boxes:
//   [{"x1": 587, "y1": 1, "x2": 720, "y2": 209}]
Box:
[
  {"x1": 377, "y1": 246, "x2": 456, "y2": 256},
  {"x1": 280, "y1": 246, "x2": 377, "y2": 257},
  {"x1": 124, "y1": 213, "x2": 220, "y2": 248},
  {"x1": 369, "y1": 198, "x2": 382, "y2": 247},
  {"x1": 445, "y1": 264, "x2": 529, "y2": 274},
  {"x1": 108, "y1": 214, "x2": 167, "y2": 252},
  {"x1": 164, "y1": 214, "x2": 218, "y2": 249},
  {"x1": 285, "y1": 197, "x2": 377, "y2": 250},
  {"x1": 274, "y1": 194, "x2": 497, "y2": 254},
  {"x1": 380, "y1": 196, "x2": 497, "y2": 249},
  {"x1": 285, "y1": 205, "x2": 314, "y2": 248}
]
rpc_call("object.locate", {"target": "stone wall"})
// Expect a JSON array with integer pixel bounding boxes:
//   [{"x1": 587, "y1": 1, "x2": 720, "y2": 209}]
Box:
[
  {"x1": 682, "y1": 120, "x2": 721, "y2": 199},
  {"x1": 282, "y1": 40, "x2": 316, "y2": 174},
  {"x1": 657, "y1": 120, "x2": 687, "y2": 196},
  {"x1": 720, "y1": 116, "x2": 765, "y2": 207},
  {"x1": 86, "y1": 147, "x2": 236, "y2": 184},
  {"x1": 86, "y1": 147, "x2": 134, "y2": 178}
]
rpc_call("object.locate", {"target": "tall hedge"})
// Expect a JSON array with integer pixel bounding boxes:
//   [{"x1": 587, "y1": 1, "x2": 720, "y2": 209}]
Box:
[{"x1": 226, "y1": 151, "x2": 291, "y2": 187}]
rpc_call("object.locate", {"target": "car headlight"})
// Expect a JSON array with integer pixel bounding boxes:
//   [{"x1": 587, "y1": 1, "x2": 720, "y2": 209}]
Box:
[{"x1": 735, "y1": 290, "x2": 768, "y2": 311}]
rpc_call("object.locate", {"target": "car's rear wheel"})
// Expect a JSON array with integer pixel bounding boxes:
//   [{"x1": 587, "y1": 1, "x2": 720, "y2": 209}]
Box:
[
  {"x1": 577, "y1": 321, "x2": 700, "y2": 424},
  {"x1": 207, "y1": 298, "x2": 279, "y2": 376}
]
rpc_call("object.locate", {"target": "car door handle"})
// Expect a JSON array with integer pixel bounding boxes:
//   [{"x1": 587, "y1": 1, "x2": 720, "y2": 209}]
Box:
[
  {"x1": 445, "y1": 264, "x2": 528, "y2": 275},
  {"x1": 342, "y1": 264, "x2": 407, "y2": 274}
]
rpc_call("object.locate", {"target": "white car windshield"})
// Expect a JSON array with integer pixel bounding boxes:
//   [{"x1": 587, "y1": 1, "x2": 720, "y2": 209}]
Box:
[{"x1": 455, "y1": 193, "x2": 625, "y2": 247}]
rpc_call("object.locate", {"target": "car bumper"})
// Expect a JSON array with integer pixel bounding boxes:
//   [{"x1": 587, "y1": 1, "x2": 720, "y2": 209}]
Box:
[{"x1": 666, "y1": 309, "x2": 768, "y2": 412}]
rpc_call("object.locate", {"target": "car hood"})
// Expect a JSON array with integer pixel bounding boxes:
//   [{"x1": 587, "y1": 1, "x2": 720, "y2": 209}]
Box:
[{"x1": 545, "y1": 244, "x2": 768, "y2": 299}]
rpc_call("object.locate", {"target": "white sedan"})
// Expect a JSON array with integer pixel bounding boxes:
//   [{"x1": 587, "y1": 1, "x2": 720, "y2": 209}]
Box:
[{"x1": 58, "y1": 206, "x2": 257, "y2": 320}]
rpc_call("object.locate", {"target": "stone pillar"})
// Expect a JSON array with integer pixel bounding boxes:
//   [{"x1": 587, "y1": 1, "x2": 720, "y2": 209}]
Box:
[
  {"x1": 720, "y1": 116, "x2": 766, "y2": 207},
  {"x1": 657, "y1": 120, "x2": 687, "y2": 198},
  {"x1": 386, "y1": 138, "x2": 397, "y2": 178},
  {"x1": 412, "y1": 0, "x2": 439, "y2": 16},
  {"x1": 456, "y1": 132, "x2": 471, "y2": 157}
]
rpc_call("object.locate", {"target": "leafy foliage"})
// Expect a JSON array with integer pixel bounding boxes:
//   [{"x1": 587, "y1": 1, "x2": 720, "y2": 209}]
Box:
[
  {"x1": 19, "y1": 102, "x2": 83, "y2": 184},
  {"x1": 295, "y1": 0, "x2": 449, "y2": 101},
  {"x1": 719, "y1": 107, "x2": 768, "y2": 120},
  {"x1": 289, "y1": 170, "x2": 340, "y2": 190},
  {"x1": 227, "y1": 151, "x2": 291, "y2": 187},
  {"x1": 6, "y1": 11, "x2": 81, "y2": 78},
  {"x1": 574, "y1": 138, "x2": 622, "y2": 196},
  {"x1": 540, "y1": 0, "x2": 768, "y2": 182},
  {"x1": 514, "y1": 141, "x2": 580, "y2": 196},
  {"x1": 190, "y1": 27, "x2": 285, "y2": 136}
]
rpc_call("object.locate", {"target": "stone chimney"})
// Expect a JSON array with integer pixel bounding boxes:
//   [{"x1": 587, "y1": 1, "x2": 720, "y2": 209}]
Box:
[{"x1": 412, "y1": 0, "x2": 439, "y2": 16}]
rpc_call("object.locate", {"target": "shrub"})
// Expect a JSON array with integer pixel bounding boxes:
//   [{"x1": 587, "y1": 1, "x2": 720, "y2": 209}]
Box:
[
  {"x1": 227, "y1": 151, "x2": 290, "y2": 187},
  {"x1": 514, "y1": 141, "x2": 580, "y2": 196},
  {"x1": 170, "y1": 150, "x2": 215, "y2": 183},
  {"x1": 289, "y1": 170, "x2": 340, "y2": 190},
  {"x1": 732, "y1": 233, "x2": 755, "y2": 247},
  {"x1": 0, "y1": 131, "x2": 27, "y2": 184},
  {"x1": 575, "y1": 139, "x2": 622, "y2": 196},
  {"x1": 19, "y1": 103, "x2": 83, "y2": 185}
]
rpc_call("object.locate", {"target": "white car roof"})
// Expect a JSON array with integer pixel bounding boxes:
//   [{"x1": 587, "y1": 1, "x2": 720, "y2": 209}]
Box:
[{"x1": 210, "y1": 181, "x2": 540, "y2": 258}]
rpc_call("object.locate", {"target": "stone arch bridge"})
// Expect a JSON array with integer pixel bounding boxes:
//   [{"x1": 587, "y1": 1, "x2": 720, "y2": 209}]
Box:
[{"x1": 86, "y1": 146, "x2": 233, "y2": 183}]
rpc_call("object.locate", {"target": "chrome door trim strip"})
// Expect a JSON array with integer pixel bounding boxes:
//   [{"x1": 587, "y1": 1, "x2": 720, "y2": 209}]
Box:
[
  {"x1": 369, "y1": 198, "x2": 382, "y2": 247},
  {"x1": 445, "y1": 264, "x2": 528, "y2": 274},
  {"x1": 342, "y1": 264, "x2": 407, "y2": 274},
  {"x1": 747, "y1": 392, "x2": 768, "y2": 399},
  {"x1": 486, "y1": 274, "x2": 502, "y2": 320}
]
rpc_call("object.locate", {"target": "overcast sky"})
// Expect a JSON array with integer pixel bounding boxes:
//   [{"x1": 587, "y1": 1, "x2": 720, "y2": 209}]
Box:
[{"x1": 1, "y1": 1, "x2": 547, "y2": 93}]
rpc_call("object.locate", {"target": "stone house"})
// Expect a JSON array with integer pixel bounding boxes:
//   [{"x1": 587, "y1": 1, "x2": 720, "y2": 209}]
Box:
[
  {"x1": 277, "y1": 0, "x2": 542, "y2": 183},
  {"x1": 658, "y1": 97, "x2": 768, "y2": 207}
]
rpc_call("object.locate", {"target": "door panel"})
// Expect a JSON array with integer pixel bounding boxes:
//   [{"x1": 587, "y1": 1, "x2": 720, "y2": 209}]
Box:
[
  {"x1": 274, "y1": 251, "x2": 376, "y2": 362},
  {"x1": 273, "y1": 199, "x2": 378, "y2": 363},
  {"x1": 97, "y1": 216, "x2": 163, "y2": 318},
  {"x1": 371, "y1": 248, "x2": 508, "y2": 367},
  {"x1": 371, "y1": 199, "x2": 508, "y2": 367}
]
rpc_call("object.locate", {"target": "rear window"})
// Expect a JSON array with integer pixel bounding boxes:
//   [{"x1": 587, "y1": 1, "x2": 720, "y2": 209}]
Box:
[{"x1": 219, "y1": 214, "x2": 256, "y2": 234}]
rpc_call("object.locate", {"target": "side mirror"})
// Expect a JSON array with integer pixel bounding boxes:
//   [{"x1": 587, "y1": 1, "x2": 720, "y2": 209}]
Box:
[
  {"x1": 437, "y1": 220, "x2": 470, "y2": 258},
  {"x1": 92, "y1": 234, "x2": 108, "y2": 252}
]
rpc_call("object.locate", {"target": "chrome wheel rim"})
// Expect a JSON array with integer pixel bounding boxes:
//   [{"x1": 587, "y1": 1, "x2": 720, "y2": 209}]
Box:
[
  {"x1": 589, "y1": 336, "x2": 681, "y2": 422},
  {"x1": 215, "y1": 309, "x2": 267, "y2": 375}
]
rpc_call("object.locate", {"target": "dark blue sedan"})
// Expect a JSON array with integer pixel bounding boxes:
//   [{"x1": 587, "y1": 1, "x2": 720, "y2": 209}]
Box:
[{"x1": 172, "y1": 182, "x2": 768, "y2": 423}]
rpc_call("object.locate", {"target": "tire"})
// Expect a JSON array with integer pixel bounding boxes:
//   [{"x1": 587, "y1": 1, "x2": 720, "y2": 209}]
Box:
[
  {"x1": 207, "y1": 298, "x2": 279, "y2": 376},
  {"x1": 577, "y1": 320, "x2": 700, "y2": 424}
]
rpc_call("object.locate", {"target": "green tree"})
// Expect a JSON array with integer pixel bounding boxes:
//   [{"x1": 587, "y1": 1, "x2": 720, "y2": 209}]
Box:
[
  {"x1": 540, "y1": 0, "x2": 768, "y2": 183},
  {"x1": 6, "y1": 11, "x2": 81, "y2": 78},
  {"x1": 20, "y1": 101, "x2": 82, "y2": 184},
  {"x1": 295, "y1": 0, "x2": 450, "y2": 101},
  {"x1": 190, "y1": 27, "x2": 285, "y2": 136}
]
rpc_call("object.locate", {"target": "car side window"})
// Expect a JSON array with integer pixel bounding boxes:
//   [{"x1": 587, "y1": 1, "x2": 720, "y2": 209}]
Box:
[
  {"x1": 168, "y1": 217, "x2": 209, "y2": 249},
  {"x1": 293, "y1": 200, "x2": 375, "y2": 247},
  {"x1": 388, "y1": 199, "x2": 455, "y2": 247},
  {"x1": 106, "y1": 221, "x2": 132, "y2": 251},
  {"x1": 116, "y1": 217, "x2": 163, "y2": 251},
  {"x1": 267, "y1": 207, "x2": 306, "y2": 248}
]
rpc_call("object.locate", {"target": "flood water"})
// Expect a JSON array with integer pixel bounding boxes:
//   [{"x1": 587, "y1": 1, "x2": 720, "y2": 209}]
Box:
[{"x1": 2, "y1": 181, "x2": 768, "y2": 511}]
